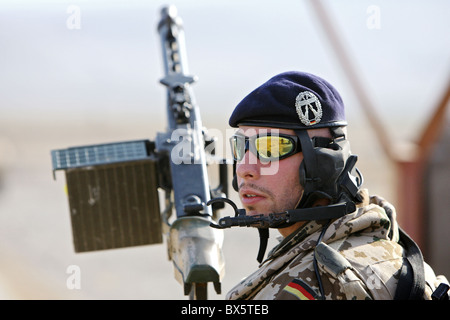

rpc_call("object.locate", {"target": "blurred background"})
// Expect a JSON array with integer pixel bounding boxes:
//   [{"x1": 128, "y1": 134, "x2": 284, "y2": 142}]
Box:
[{"x1": 0, "y1": 0, "x2": 449, "y2": 299}]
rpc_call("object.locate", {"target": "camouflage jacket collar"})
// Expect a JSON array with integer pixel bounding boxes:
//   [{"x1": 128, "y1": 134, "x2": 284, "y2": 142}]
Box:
[
  {"x1": 264, "y1": 189, "x2": 398, "y2": 264},
  {"x1": 226, "y1": 189, "x2": 399, "y2": 299}
]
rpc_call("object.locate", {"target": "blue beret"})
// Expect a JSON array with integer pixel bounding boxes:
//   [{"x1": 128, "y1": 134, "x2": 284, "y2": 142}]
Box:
[{"x1": 229, "y1": 71, "x2": 347, "y2": 129}]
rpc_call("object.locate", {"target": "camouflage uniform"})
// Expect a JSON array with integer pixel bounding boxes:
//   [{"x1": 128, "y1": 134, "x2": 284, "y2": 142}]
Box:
[{"x1": 226, "y1": 189, "x2": 448, "y2": 300}]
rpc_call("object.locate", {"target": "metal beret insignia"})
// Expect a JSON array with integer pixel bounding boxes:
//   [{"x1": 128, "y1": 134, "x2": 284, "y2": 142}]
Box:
[{"x1": 295, "y1": 91, "x2": 323, "y2": 126}]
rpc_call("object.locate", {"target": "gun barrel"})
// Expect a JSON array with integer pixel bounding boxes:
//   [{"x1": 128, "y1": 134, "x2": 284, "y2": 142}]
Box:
[{"x1": 158, "y1": 5, "x2": 190, "y2": 76}]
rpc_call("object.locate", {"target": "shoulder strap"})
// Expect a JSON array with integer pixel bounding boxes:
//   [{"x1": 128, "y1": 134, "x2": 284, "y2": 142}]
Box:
[
  {"x1": 315, "y1": 242, "x2": 373, "y2": 300},
  {"x1": 394, "y1": 227, "x2": 425, "y2": 300}
]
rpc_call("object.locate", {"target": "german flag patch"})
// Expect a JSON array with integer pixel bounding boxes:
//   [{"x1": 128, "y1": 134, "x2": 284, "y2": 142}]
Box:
[{"x1": 283, "y1": 279, "x2": 319, "y2": 300}]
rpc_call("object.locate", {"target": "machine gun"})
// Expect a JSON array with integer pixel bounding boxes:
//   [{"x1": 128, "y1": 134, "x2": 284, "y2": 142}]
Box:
[{"x1": 51, "y1": 5, "x2": 227, "y2": 300}]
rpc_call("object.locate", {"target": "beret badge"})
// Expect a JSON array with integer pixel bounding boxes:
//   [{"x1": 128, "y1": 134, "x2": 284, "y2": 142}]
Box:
[{"x1": 295, "y1": 91, "x2": 323, "y2": 126}]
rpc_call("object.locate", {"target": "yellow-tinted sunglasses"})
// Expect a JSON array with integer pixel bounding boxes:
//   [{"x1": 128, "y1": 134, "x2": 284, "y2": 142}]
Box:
[{"x1": 230, "y1": 133, "x2": 301, "y2": 162}]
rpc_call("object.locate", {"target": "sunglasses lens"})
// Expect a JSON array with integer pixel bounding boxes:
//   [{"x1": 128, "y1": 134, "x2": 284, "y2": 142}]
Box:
[
  {"x1": 231, "y1": 134, "x2": 298, "y2": 162},
  {"x1": 231, "y1": 136, "x2": 244, "y2": 161},
  {"x1": 255, "y1": 136, "x2": 294, "y2": 160}
]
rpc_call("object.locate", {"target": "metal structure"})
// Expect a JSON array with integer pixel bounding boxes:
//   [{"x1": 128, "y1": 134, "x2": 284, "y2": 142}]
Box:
[{"x1": 309, "y1": 0, "x2": 450, "y2": 252}]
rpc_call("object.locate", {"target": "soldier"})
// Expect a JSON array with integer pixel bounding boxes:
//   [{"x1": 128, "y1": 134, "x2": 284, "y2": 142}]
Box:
[{"x1": 224, "y1": 71, "x2": 448, "y2": 300}]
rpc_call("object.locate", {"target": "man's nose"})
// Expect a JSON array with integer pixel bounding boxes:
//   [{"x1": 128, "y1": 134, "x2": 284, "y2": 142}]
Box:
[{"x1": 236, "y1": 149, "x2": 261, "y2": 180}]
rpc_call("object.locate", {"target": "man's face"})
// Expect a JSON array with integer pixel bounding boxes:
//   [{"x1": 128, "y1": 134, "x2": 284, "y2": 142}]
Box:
[{"x1": 234, "y1": 126, "x2": 304, "y2": 217}]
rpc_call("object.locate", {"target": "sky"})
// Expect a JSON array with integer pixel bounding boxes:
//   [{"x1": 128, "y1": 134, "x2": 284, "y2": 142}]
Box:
[{"x1": 1, "y1": 0, "x2": 449, "y2": 142}]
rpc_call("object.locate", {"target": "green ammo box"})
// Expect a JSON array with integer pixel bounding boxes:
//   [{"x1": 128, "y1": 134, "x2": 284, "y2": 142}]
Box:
[{"x1": 51, "y1": 140, "x2": 162, "y2": 252}]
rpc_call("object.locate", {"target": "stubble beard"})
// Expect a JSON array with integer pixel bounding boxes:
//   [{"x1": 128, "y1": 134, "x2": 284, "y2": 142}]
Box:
[{"x1": 240, "y1": 182, "x2": 302, "y2": 216}]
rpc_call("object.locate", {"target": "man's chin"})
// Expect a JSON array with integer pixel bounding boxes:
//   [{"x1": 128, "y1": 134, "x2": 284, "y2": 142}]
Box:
[
  {"x1": 244, "y1": 207, "x2": 270, "y2": 217},
  {"x1": 244, "y1": 206, "x2": 257, "y2": 216}
]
